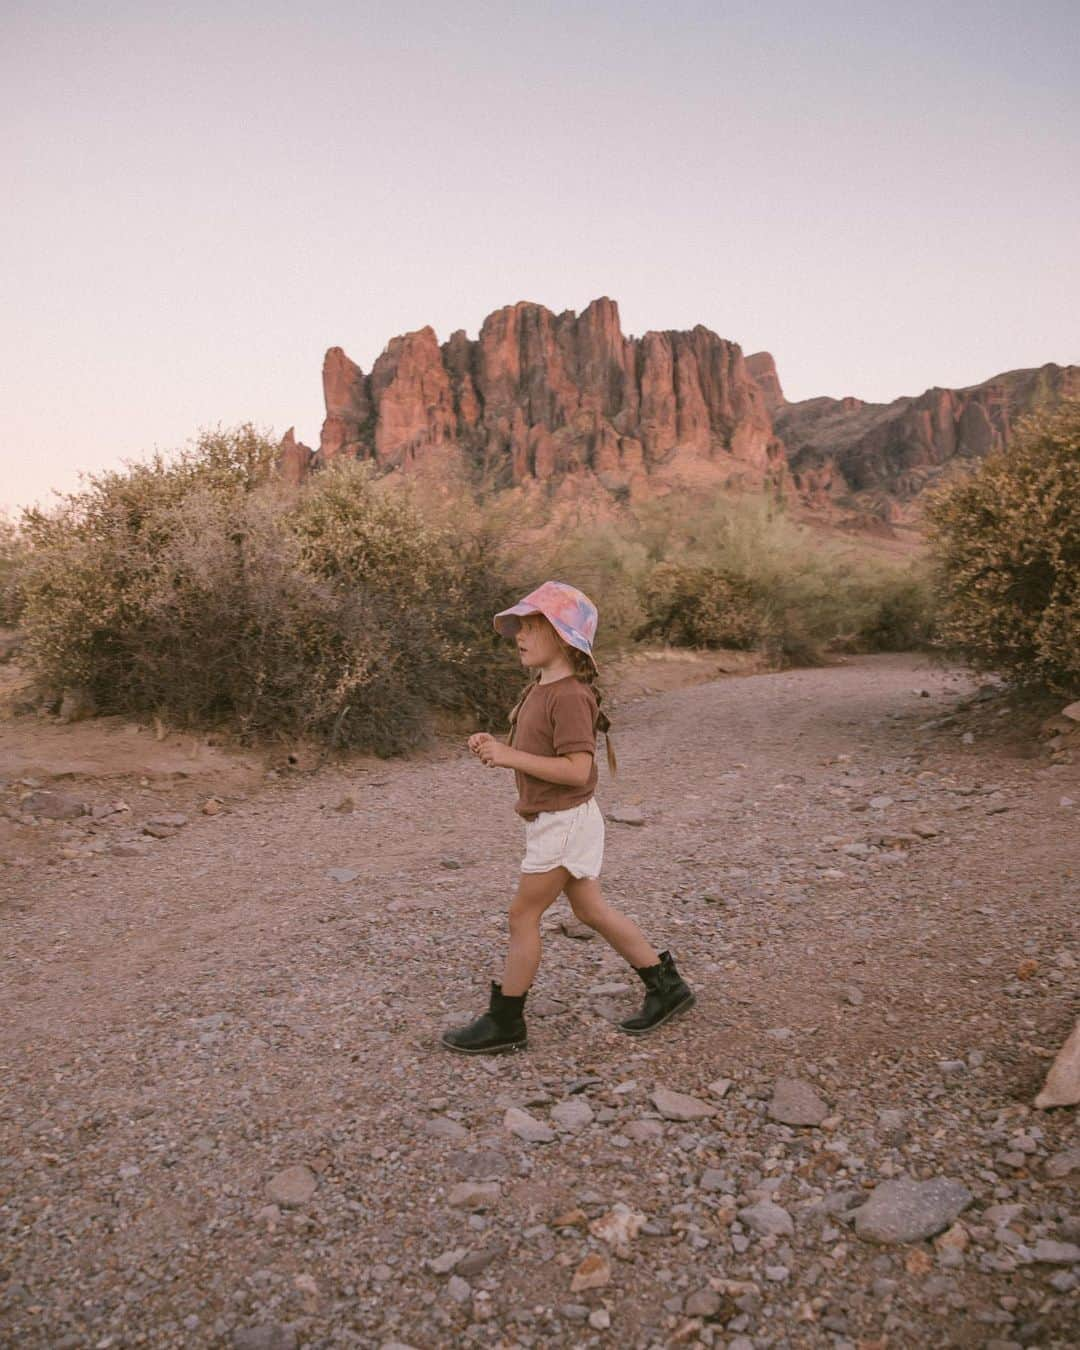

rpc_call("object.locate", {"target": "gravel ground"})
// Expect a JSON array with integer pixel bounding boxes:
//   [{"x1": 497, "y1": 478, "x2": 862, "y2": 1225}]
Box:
[{"x1": 1, "y1": 652, "x2": 1077, "y2": 1349}]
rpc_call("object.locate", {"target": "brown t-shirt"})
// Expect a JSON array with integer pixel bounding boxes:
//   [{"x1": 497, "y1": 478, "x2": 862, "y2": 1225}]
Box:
[{"x1": 511, "y1": 675, "x2": 599, "y2": 820}]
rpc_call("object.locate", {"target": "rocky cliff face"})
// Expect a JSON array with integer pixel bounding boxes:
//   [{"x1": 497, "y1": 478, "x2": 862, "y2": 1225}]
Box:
[
  {"x1": 280, "y1": 298, "x2": 1078, "y2": 522},
  {"x1": 286, "y1": 298, "x2": 786, "y2": 497},
  {"x1": 774, "y1": 363, "x2": 1080, "y2": 518}
]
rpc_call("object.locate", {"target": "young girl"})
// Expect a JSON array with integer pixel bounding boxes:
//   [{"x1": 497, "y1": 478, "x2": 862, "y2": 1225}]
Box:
[{"x1": 441, "y1": 579, "x2": 695, "y2": 1055}]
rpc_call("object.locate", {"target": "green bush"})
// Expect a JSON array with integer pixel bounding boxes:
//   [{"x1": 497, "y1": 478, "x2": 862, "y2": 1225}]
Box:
[
  {"x1": 925, "y1": 398, "x2": 1080, "y2": 695},
  {"x1": 636, "y1": 562, "x2": 767, "y2": 648}
]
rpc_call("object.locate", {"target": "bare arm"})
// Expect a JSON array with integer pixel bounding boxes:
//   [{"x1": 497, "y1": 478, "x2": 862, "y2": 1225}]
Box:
[{"x1": 468, "y1": 733, "x2": 592, "y2": 787}]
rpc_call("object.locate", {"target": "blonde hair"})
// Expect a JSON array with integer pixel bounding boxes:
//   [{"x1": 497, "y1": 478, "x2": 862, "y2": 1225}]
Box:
[{"x1": 508, "y1": 640, "x2": 617, "y2": 776}]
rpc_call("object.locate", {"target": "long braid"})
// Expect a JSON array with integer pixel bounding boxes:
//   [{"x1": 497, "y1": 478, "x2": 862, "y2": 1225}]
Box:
[{"x1": 569, "y1": 647, "x2": 617, "y2": 776}]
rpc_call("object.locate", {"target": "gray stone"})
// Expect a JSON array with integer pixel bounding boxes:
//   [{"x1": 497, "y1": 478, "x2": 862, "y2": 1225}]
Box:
[
  {"x1": 607, "y1": 804, "x2": 645, "y2": 826},
  {"x1": 19, "y1": 790, "x2": 86, "y2": 820},
  {"x1": 1031, "y1": 1239, "x2": 1080, "y2": 1264},
  {"x1": 456, "y1": 1244, "x2": 506, "y2": 1277},
  {"x1": 265, "y1": 1165, "x2": 317, "y2": 1208},
  {"x1": 504, "y1": 1106, "x2": 556, "y2": 1143},
  {"x1": 650, "y1": 1086, "x2": 717, "y2": 1122},
  {"x1": 430, "y1": 1248, "x2": 466, "y2": 1274},
  {"x1": 624, "y1": 1119, "x2": 664, "y2": 1142},
  {"x1": 738, "y1": 1200, "x2": 794, "y2": 1238},
  {"x1": 1046, "y1": 1148, "x2": 1080, "y2": 1179},
  {"x1": 684, "y1": 1288, "x2": 722, "y2": 1318},
  {"x1": 327, "y1": 867, "x2": 360, "y2": 883},
  {"x1": 853, "y1": 1178, "x2": 972, "y2": 1244},
  {"x1": 423, "y1": 1116, "x2": 469, "y2": 1141},
  {"x1": 232, "y1": 1325, "x2": 297, "y2": 1350},
  {"x1": 550, "y1": 1098, "x2": 594, "y2": 1133},
  {"x1": 447, "y1": 1182, "x2": 500, "y2": 1210},
  {"x1": 447, "y1": 1275, "x2": 471, "y2": 1304},
  {"x1": 768, "y1": 1077, "x2": 829, "y2": 1127}
]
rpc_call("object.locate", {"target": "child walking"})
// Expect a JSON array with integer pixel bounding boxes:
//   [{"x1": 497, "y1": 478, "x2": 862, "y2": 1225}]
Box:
[{"x1": 441, "y1": 580, "x2": 695, "y2": 1055}]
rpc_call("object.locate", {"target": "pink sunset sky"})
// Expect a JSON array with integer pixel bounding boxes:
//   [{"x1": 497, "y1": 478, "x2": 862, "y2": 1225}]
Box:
[{"x1": 3, "y1": 0, "x2": 1078, "y2": 513}]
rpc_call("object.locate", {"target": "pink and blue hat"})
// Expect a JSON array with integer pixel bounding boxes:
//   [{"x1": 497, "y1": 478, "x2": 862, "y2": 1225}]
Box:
[{"x1": 494, "y1": 580, "x2": 599, "y2": 670}]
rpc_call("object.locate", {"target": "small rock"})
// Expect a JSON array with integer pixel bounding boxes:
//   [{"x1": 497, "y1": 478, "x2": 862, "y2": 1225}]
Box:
[
  {"x1": 147, "y1": 812, "x2": 189, "y2": 828},
  {"x1": 869, "y1": 795, "x2": 894, "y2": 809},
  {"x1": 19, "y1": 790, "x2": 86, "y2": 820},
  {"x1": 738, "y1": 1200, "x2": 794, "y2": 1238},
  {"x1": 607, "y1": 805, "x2": 645, "y2": 826},
  {"x1": 707, "y1": 1078, "x2": 733, "y2": 1098},
  {"x1": 853, "y1": 1178, "x2": 972, "y2": 1244},
  {"x1": 570, "y1": 1252, "x2": 611, "y2": 1292},
  {"x1": 201, "y1": 797, "x2": 224, "y2": 815},
  {"x1": 430, "y1": 1248, "x2": 466, "y2": 1275},
  {"x1": 265, "y1": 1165, "x2": 317, "y2": 1208},
  {"x1": 326, "y1": 867, "x2": 360, "y2": 884},
  {"x1": 447, "y1": 1182, "x2": 500, "y2": 1210},
  {"x1": 651, "y1": 1087, "x2": 717, "y2": 1122},
  {"x1": 559, "y1": 917, "x2": 596, "y2": 940},
  {"x1": 551, "y1": 1098, "x2": 594, "y2": 1134},
  {"x1": 1061, "y1": 700, "x2": 1080, "y2": 721},
  {"x1": 589, "y1": 1202, "x2": 647, "y2": 1254},
  {"x1": 232, "y1": 1326, "x2": 297, "y2": 1350},
  {"x1": 423, "y1": 1116, "x2": 469, "y2": 1142},
  {"x1": 447, "y1": 1275, "x2": 471, "y2": 1304},
  {"x1": 504, "y1": 1107, "x2": 556, "y2": 1143},
  {"x1": 588, "y1": 1308, "x2": 611, "y2": 1330},
  {"x1": 624, "y1": 1119, "x2": 664, "y2": 1142},
  {"x1": 1031, "y1": 1239, "x2": 1080, "y2": 1264},
  {"x1": 1045, "y1": 1148, "x2": 1080, "y2": 1179},
  {"x1": 456, "y1": 1244, "x2": 506, "y2": 1277},
  {"x1": 768, "y1": 1077, "x2": 829, "y2": 1127},
  {"x1": 684, "y1": 1288, "x2": 722, "y2": 1318}
]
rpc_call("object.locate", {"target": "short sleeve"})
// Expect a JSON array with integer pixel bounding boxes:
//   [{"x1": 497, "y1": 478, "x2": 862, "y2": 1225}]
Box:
[{"x1": 551, "y1": 682, "x2": 597, "y2": 757}]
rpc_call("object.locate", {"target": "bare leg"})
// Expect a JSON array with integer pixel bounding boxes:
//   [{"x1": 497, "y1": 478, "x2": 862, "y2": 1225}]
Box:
[
  {"x1": 501, "y1": 868, "x2": 570, "y2": 995},
  {"x1": 564, "y1": 877, "x2": 659, "y2": 968}
]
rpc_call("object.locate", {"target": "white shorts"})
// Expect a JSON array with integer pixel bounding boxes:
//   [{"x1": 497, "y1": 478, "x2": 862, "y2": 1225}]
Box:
[{"x1": 521, "y1": 797, "x2": 605, "y2": 879}]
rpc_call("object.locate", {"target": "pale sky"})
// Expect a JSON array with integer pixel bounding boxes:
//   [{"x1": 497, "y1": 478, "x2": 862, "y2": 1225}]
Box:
[{"x1": 3, "y1": 0, "x2": 1078, "y2": 513}]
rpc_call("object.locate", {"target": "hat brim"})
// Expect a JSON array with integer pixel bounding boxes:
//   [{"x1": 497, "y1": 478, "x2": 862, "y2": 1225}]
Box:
[{"x1": 494, "y1": 605, "x2": 598, "y2": 672}]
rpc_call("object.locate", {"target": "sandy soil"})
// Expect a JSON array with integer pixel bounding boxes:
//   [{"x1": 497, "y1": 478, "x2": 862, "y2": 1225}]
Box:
[{"x1": 1, "y1": 653, "x2": 1077, "y2": 1349}]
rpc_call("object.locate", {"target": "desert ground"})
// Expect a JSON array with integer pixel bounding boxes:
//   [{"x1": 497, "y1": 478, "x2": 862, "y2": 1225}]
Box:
[{"x1": 1, "y1": 651, "x2": 1077, "y2": 1349}]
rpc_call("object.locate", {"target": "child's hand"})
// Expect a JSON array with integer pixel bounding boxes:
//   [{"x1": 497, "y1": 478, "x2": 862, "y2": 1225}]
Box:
[{"x1": 472, "y1": 732, "x2": 512, "y2": 768}]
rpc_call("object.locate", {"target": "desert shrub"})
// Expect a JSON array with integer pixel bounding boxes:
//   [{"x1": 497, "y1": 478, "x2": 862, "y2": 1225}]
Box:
[
  {"x1": 627, "y1": 494, "x2": 932, "y2": 664},
  {"x1": 0, "y1": 516, "x2": 26, "y2": 625},
  {"x1": 17, "y1": 432, "x2": 521, "y2": 751},
  {"x1": 636, "y1": 562, "x2": 767, "y2": 648},
  {"x1": 925, "y1": 398, "x2": 1080, "y2": 695}
]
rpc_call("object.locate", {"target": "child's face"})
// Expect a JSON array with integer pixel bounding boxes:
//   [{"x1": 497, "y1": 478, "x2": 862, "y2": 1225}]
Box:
[{"x1": 513, "y1": 613, "x2": 566, "y2": 670}]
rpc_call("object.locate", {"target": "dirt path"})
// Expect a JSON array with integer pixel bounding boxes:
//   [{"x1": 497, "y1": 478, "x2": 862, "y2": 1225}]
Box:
[{"x1": 1, "y1": 654, "x2": 1077, "y2": 1349}]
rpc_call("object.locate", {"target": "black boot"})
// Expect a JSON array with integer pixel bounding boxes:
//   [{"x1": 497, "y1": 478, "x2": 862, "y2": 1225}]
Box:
[
  {"x1": 619, "y1": 950, "x2": 695, "y2": 1035},
  {"x1": 441, "y1": 981, "x2": 528, "y2": 1054}
]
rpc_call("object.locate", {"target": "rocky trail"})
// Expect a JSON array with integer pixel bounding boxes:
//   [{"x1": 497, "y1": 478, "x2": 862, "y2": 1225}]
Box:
[{"x1": 1, "y1": 653, "x2": 1077, "y2": 1349}]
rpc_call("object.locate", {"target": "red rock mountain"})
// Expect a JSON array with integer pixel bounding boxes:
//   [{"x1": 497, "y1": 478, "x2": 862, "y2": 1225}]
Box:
[{"x1": 280, "y1": 298, "x2": 1078, "y2": 520}]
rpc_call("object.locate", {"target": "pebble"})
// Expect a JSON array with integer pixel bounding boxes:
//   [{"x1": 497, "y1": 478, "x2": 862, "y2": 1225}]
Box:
[
  {"x1": 1045, "y1": 1148, "x2": 1080, "y2": 1179},
  {"x1": 624, "y1": 1119, "x2": 664, "y2": 1142},
  {"x1": 326, "y1": 867, "x2": 360, "y2": 883},
  {"x1": 606, "y1": 804, "x2": 645, "y2": 825},
  {"x1": 570, "y1": 1252, "x2": 611, "y2": 1292},
  {"x1": 504, "y1": 1106, "x2": 556, "y2": 1143},
  {"x1": 650, "y1": 1087, "x2": 718, "y2": 1121},
  {"x1": 767, "y1": 1077, "x2": 829, "y2": 1127},
  {"x1": 1031, "y1": 1239, "x2": 1080, "y2": 1264},
  {"x1": 551, "y1": 1098, "x2": 594, "y2": 1133},
  {"x1": 265, "y1": 1165, "x2": 317, "y2": 1208},
  {"x1": 853, "y1": 1178, "x2": 973, "y2": 1244},
  {"x1": 232, "y1": 1326, "x2": 297, "y2": 1350},
  {"x1": 423, "y1": 1116, "x2": 469, "y2": 1141},
  {"x1": 447, "y1": 1182, "x2": 500, "y2": 1210},
  {"x1": 738, "y1": 1200, "x2": 795, "y2": 1238}
]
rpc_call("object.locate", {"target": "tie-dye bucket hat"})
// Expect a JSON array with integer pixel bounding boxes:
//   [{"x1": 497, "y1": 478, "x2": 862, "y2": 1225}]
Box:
[{"x1": 494, "y1": 580, "x2": 599, "y2": 670}]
